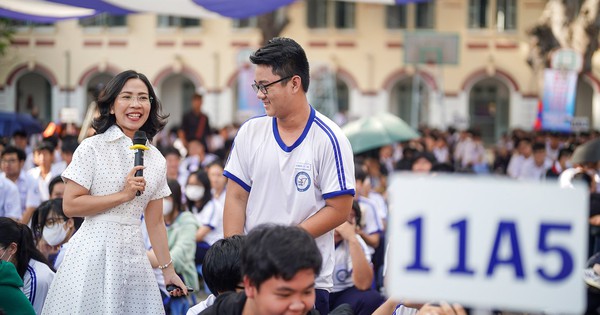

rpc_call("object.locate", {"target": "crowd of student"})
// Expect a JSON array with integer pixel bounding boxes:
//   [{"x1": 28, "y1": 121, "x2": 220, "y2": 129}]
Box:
[{"x1": 1, "y1": 122, "x2": 600, "y2": 314}]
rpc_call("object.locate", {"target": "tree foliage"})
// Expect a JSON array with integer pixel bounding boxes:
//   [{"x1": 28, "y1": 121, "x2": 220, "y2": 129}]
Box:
[
  {"x1": 0, "y1": 18, "x2": 14, "y2": 56},
  {"x1": 257, "y1": 8, "x2": 289, "y2": 46},
  {"x1": 527, "y1": 0, "x2": 600, "y2": 73}
]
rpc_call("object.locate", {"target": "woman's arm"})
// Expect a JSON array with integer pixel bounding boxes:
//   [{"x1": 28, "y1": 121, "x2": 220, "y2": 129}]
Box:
[{"x1": 63, "y1": 166, "x2": 144, "y2": 217}]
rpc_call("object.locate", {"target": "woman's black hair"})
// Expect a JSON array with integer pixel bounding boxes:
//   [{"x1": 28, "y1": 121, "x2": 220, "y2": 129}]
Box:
[
  {"x1": 167, "y1": 179, "x2": 183, "y2": 214},
  {"x1": 32, "y1": 199, "x2": 83, "y2": 239},
  {"x1": 0, "y1": 217, "x2": 54, "y2": 278},
  {"x1": 92, "y1": 70, "x2": 168, "y2": 140},
  {"x1": 186, "y1": 170, "x2": 212, "y2": 213}
]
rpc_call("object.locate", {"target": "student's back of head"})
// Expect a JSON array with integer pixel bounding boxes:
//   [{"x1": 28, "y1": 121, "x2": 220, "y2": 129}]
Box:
[
  {"x1": 203, "y1": 235, "x2": 246, "y2": 296},
  {"x1": 242, "y1": 224, "x2": 322, "y2": 289}
]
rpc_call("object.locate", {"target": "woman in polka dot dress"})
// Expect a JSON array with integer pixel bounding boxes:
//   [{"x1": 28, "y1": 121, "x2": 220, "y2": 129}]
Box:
[{"x1": 42, "y1": 70, "x2": 188, "y2": 314}]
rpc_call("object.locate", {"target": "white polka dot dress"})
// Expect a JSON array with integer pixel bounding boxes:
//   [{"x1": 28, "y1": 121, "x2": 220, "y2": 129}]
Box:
[{"x1": 42, "y1": 125, "x2": 171, "y2": 315}]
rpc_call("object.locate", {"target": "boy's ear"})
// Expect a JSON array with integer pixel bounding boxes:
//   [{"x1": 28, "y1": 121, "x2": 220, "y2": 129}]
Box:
[{"x1": 243, "y1": 275, "x2": 256, "y2": 298}]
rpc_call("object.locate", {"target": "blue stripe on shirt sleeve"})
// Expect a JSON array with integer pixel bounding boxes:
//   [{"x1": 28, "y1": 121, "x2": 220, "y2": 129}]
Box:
[
  {"x1": 314, "y1": 118, "x2": 345, "y2": 191},
  {"x1": 315, "y1": 117, "x2": 348, "y2": 190},
  {"x1": 323, "y1": 189, "x2": 355, "y2": 199},
  {"x1": 26, "y1": 265, "x2": 36, "y2": 305},
  {"x1": 223, "y1": 170, "x2": 251, "y2": 192}
]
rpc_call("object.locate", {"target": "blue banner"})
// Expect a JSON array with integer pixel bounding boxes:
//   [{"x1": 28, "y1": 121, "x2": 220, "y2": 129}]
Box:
[{"x1": 542, "y1": 69, "x2": 578, "y2": 132}]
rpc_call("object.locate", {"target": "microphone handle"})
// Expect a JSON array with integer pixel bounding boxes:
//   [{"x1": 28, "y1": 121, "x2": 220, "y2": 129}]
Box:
[{"x1": 134, "y1": 149, "x2": 144, "y2": 196}]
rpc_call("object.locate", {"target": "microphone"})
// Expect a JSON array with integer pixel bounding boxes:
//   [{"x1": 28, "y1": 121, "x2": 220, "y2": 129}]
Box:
[{"x1": 130, "y1": 131, "x2": 148, "y2": 196}]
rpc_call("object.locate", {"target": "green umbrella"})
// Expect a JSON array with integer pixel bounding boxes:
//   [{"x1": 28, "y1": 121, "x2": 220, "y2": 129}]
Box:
[
  {"x1": 572, "y1": 138, "x2": 600, "y2": 164},
  {"x1": 341, "y1": 112, "x2": 420, "y2": 154}
]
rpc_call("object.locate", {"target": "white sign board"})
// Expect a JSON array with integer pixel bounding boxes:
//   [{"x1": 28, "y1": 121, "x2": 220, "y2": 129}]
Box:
[
  {"x1": 386, "y1": 175, "x2": 587, "y2": 313},
  {"x1": 571, "y1": 116, "x2": 590, "y2": 133},
  {"x1": 60, "y1": 107, "x2": 79, "y2": 124}
]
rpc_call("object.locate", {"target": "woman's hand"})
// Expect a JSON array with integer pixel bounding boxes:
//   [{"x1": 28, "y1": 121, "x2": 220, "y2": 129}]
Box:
[
  {"x1": 123, "y1": 166, "x2": 146, "y2": 200},
  {"x1": 162, "y1": 268, "x2": 189, "y2": 297}
]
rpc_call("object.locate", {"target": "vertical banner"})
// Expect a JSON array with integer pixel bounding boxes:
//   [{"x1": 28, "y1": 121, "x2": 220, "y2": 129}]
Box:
[
  {"x1": 236, "y1": 49, "x2": 263, "y2": 122},
  {"x1": 541, "y1": 69, "x2": 577, "y2": 132},
  {"x1": 236, "y1": 64, "x2": 263, "y2": 121}
]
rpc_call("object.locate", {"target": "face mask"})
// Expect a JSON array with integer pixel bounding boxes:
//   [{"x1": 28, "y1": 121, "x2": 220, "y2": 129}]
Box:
[
  {"x1": 163, "y1": 198, "x2": 174, "y2": 216},
  {"x1": 0, "y1": 247, "x2": 13, "y2": 263},
  {"x1": 43, "y1": 222, "x2": 69, "y2": 246},
  {"x1": 186, "y1": 185, "x2": 205, "y2": 202}
]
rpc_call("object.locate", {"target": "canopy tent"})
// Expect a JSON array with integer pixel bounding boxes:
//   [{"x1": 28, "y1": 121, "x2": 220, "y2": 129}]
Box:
[{"x1": 0, "y1": 0, "x2": 430, "y2": 21}]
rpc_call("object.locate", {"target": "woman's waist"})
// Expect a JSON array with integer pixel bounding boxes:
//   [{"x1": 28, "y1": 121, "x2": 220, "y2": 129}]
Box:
[{"x1": 85, "y1": 213, "x2": 142, "y2": 225}]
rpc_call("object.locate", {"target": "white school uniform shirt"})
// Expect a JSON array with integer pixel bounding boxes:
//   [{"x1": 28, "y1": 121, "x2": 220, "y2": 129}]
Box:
[
  {"x1": 15, "y1": 170, "x2": 36, "y2": 216},
  {"x1": 26, "y1": 167, "x2": 61, "y2": 210},
  {"x1": 357, "y1": 196, "x2": 384, "y2": 255},
  {"x1": 332, "y1": 235, "x2": 371, "y2": 293},
  {"x1": 186, "y1": 294, "x2": 217, "y2": 315},
  {"x1": 0, "y1": 175, "x2": 21, "y2": 220},
  {"x1": 198, "y1": 190, "x2": 226, "y2": 246},
  {"x1": 23, "y1": 259, "x2": 55, "y2": 314},
  {"x1": 224, "y1": 107, "x2": 355, "y2": 291}
]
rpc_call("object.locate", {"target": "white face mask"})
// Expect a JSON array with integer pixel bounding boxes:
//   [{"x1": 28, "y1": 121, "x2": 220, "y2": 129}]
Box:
[
  {"x1": 163, "y1": 198, "x2": 173, "y2": 216},
  {"x1": 185, "y1": 185, "x2": 205, "y2": 202},
  {"x1": 43, "y1": 222, "x2": 69, "y2": 246}
]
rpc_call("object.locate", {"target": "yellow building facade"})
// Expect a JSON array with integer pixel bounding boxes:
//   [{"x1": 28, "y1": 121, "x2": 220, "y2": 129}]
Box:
[{"x1": 0, "y1": 0, "x2": 598, "y2": 142}]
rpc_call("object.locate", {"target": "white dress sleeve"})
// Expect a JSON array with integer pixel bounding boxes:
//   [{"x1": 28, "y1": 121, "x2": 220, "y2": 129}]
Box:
[{"x1": 61, "y1": 140, "x2": 96, "y2": 190}]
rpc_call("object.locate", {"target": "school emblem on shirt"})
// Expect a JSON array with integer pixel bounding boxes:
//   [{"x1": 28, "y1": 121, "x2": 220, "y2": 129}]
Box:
[
  {"x1": 335, "y1": 268, "x2": 350, "y2": 282},
  {"x1": 295, "y1": 171, "x2": 311, "y2": 192}
]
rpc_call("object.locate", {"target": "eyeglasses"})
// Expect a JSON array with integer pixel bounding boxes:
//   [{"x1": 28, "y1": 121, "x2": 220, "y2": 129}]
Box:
[
  {"x1": 117, "y1": 94, "x2": 153, "y2": 105},
  {"x1": 0, "y1": 158, "x2": 18, "y2": 164},
  {"x1": 251, "y1": 75, "x2": 294, "y2": 95},
  {"x1": 44, "y1": 218, "x2": 65, "y2": 228}
]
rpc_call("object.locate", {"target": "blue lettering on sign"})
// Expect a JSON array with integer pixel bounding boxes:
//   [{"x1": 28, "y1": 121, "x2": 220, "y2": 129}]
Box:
[
  {"x1": 403, "y1": 216, "x2": 574, "y2": 282},
  {"x1": 537, "y1": 223, "x2": 574, "y2": 282},
  {"x1": 405, "y1": 216, "x2": 431, "y2": 272},
  {"x1": 486, "y1": 221, "x2": 525, "y2": 279},
  {"x1": 449, "y1": 218, "x2": 475, "y2": 276}
]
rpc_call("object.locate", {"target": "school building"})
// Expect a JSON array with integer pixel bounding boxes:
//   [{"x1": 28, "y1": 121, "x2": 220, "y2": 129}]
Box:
[{"x1": 0, "y1": 0, "x2": 598, "y2": 143}]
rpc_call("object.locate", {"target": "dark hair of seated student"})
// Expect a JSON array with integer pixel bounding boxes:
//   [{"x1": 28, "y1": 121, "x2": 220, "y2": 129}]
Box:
[
  {"x1": 0, "y1": 218, "x2": 54, "y2": 278},
  {"x1": 200, "y1": 224, "x2": 322, "y2": 315},
  {"x1": 202, "y1": 235, "x2": 246, "y2": 296}
]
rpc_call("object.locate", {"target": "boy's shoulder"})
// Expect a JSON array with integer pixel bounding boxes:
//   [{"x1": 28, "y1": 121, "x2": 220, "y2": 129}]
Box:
[{"x1": 199, "y1": 291, "x2": 246, "y2": 315}]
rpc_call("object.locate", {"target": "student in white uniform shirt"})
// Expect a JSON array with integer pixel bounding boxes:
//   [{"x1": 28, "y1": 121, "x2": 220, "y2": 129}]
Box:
[
  {"x1": 195, "y1": 161, "x2": 227, "y2": 259},
  {"x1": 1, "y1": 146, "x2": 36, "y2": 219},
  {"x1": 0, "y1": 217, "x2": 55, "y2": 314},
  {"x1": 223, "y1": 37, "x2": 355, "y2": 315},
  {"x1": 331, "y1": 202, "x2": 385, "y2": 315},
  {"x1": 0, "y1": 174, "x2": 21, "y2": 221},
  {"x1": 32, "y1": 199, "x2": 82, "y2": 270},
  {"x1": 23, "y1": 141, "x2": 62, "y2": 224}
]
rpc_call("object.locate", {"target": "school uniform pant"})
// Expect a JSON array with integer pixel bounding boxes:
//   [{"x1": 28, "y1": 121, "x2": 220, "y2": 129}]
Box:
[
  {"x1": 329, "y1": 286, "x2": 385, "y2": 315},
  {"x1": 315, "y1": 289, "x2": 330, "y2": 315}
]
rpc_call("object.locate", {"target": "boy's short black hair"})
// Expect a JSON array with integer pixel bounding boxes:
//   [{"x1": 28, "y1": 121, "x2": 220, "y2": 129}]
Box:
[
  {"x1": 1, "y1": 146, "x2": 26, "y2": 161},
  {"x1": 532, "y1": 142, "x2": 546, "y2": 153},
  {"x1": 202, "y1": 235, "x2": 246, "y2": 296},
  {"x1": 249, "y1": 37, "x2": 310, "y2": 93},
  {"x1": 558, "y1": 148, "x2": 573, "y2": 160},
  {"x1": 162, "y1": 146, "x2": 181, "y2": 158},
  {"x1": 242, "y1": 224, "x2": 322, "y2": 290},
  {"x1": 60, "y1": 137, "x2": 79, "y2": 154},
  {"x1": 35, "y1": 141, "x2": 55, "y2": 153},
  {"x1": 48, "y1": 176, "x2": 63, "y2": 196}
]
